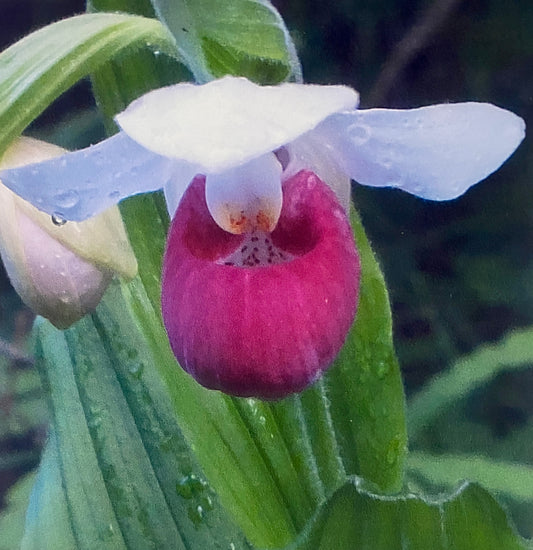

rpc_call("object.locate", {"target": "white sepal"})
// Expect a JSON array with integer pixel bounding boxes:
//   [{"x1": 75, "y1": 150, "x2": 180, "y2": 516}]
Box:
[{"x1": 116, "y1": 76, "x2": 359, "y2": 173}]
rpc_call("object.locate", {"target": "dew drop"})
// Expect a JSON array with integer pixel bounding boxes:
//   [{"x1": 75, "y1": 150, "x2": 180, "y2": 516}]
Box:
[
  {"x1": 51, "y1": 212, "x2": 67, "y2": 226},
  {"x1": 188, "y1": 505, "x2": 204, "y2": 526},
  {"x1": 380, "y1": 157, "x2": 393, "y2": 170},
  {"x1": 386, "y1": 435, "x2": 403, "y2": 465},
  {"x1": 53, "y1": 189, "x2": 79, "y2": 209},
  {"x1": 128, "y1": 362, "x2": 144, "y2": 379},
  {"x1": 375, "y1": 360, "x2": 391, "y2": 379},
  {"x1": 347, "y1": 124, "x2": 371, "y2": 146},
  {"x1": 88, "y1": 411, "x2": 103, "y2": 430},
  {"x1": 200, "y1": 494, "x2": 214, "y2": 511},
  {"x1": 176, "y1": 474, "x2": 208, "y2": 499},
  {"x1": 109, "y1": 190, "x2": 120, "y2": 200},
  {"x1": 159, "y1": 434, "x2": 174, "y2": 452}
]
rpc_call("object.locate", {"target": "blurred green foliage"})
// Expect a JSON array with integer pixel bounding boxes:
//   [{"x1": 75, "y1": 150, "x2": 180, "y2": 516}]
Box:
[{"x1": 0, "y1": 0, "x2": 532, "y2": 538}]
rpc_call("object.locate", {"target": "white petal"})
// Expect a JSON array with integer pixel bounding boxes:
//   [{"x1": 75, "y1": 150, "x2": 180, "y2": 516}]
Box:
[
  {"x1": 115, "y1": 76, "x2": 359, "y2": 174},
  {"x1": 283, "y1": 134, "x2": 352, "y2": 211},
  {"x1": 163, "y1": 166, "x2": 200, "y2": 218},
  {"x1": 0, "y1": 132, "x2": 175, "y2": 221},
  {"x1": 205, "y1": 154, "x2": 282, "y2": 234},
  {"x1": 319, "y1": 103, "x2": 525, "y2": 200}
]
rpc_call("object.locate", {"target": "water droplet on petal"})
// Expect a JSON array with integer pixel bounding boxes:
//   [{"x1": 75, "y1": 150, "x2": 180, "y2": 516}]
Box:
[
  {"x1": 51, "y1": 212, "x2": 67, "y2": 226},
  {"x1": 54, "y1": 189, "x2": 79, "y2": 209},
  {"x1": 347, "y1": 124, "x2": 371, "y2": 146},
  {"x1": 380, "y1": 157, "x2": 393, "y2": 170}
]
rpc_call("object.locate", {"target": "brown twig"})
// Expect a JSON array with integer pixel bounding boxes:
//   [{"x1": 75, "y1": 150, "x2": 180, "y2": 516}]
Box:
[{"x1": 367, "y1": 0, "x2": 463, "y2": 107}]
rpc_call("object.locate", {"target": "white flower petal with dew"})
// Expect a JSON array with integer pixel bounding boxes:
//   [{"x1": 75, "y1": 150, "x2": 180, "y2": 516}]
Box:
[
  {"x1": 314, "y1": 103, "x2": 525, "y2": 200},
  {"x1": 115, "y1": 76, "x2": 359, "y2": 173},
  {"x1": 0, "y1": 77, "x2": 525, "y2": 228},
  {"x1": 0, "y1": 132, "x2": 176, "y2": 221},
  {"x1": 0, "y1": 137, "x2": 138, "y2": 328}
]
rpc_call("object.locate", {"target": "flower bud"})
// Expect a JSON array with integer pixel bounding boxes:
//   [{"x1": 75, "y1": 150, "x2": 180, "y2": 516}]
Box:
[{"x1": 0, "y1": 137, "x2": 137, "y2": 328}]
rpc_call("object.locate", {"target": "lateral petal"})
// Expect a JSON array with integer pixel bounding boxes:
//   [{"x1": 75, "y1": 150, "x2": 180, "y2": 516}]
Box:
[
  {"x1": 0, "y1": 132, "x2": 175, "y2": 220},
  {"x1": 318, "y1": 103, "x2": 525, "y2": 200}
]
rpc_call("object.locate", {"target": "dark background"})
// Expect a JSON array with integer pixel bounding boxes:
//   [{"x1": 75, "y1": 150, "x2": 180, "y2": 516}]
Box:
[{"x1": 1, "y1": 0, "x2": 532, "y2": 532}]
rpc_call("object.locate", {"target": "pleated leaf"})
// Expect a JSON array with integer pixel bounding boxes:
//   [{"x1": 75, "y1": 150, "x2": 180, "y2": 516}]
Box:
[
  {"x1": 292, "y1": 478, "x2": 531, "y2": 550},
  {"x1": 31, "y1": 309, "x2": 253, "y2": 550}
]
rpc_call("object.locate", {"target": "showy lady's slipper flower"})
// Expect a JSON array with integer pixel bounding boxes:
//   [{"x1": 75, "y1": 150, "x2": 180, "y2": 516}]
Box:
[
  {"x1": 0, "y1": 137, "x2": 137, "y2": 329},
  {"x1": 0, "y1": 77, "x2": 524, "y2": 397}
]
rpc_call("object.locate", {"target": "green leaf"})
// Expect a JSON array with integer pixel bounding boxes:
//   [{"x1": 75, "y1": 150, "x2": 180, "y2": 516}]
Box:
[
  {"x1": 0, "y1": 471, "x2": 36, "y2": 550},
  {"x1": 408, "y1": 327, "x2": 533, "y2": 439},
  {"x1": 408, "y1": 452, "x2": 533, "y2": 504},
  {"x1": 86, "y1": 0, "x2": 192, "y2": 132},
  {"x1": 292, "y1": 478, "x2": 531, "y2": 550},
  {"x1": 322, "y1": 206, "x2": 408, "y2": 492},
  {"x1": 21, "y1": 432, "x2": 79, "y2": 550},
  {"x1": 100, "y1": 248, "x2": 312, "y2": 547},
  {"x1": 150, "y1": 0, "x2": 301, "y2": 83},
  {"x1": 0, "y1": 12, "x2": 178, "y2": 157},
  {"x1": 32, "y1": 312, "x2": 253, "y2": 550}
]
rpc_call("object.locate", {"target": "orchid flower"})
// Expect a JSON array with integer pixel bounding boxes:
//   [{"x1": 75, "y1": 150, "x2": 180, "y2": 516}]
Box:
[
  {"x1": 0, "y1": 137, "x2": 137, "y2": 329},
  {"x1": 0, "y1": 76, "x2": 524, "y2": 398}
]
